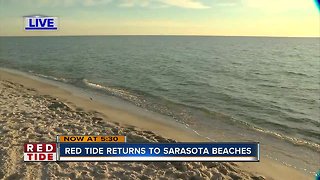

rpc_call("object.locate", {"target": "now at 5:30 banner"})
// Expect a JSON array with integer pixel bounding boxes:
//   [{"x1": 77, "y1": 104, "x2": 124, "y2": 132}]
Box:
[{"x1": 58, "y1": 142, "x2": 259, "y2": 162}]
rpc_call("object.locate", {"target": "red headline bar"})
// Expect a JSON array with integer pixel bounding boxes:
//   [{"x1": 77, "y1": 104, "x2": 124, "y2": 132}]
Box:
[{"x1": 24, "y1": 143, "x2": 56, "y2": 153}]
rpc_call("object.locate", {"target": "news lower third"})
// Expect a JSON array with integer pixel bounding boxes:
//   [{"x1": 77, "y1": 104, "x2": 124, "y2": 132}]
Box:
[{"x1": 24, "y1": 136, "x2": 260, "y2": 162}]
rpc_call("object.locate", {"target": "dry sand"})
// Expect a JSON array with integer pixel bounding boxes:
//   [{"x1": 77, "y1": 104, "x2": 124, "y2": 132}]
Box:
[{"x1": 0, "y1": 69, "x2": 313, "y2": 180}]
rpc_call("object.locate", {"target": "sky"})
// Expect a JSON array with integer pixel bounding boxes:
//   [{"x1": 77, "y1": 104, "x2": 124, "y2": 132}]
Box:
[{"x1": 0, "y1": 0, "x2": 319, "y2": 37}]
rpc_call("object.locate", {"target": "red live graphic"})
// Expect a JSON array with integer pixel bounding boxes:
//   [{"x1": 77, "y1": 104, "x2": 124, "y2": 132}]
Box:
[{"x1": 24, "y1": 143, "x2": 57, "y2": 161}]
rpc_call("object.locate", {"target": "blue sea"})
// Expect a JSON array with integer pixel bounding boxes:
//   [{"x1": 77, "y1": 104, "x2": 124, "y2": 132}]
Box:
[{"x1": 0, "y1": 36, "x2": 319, "y2": 174}]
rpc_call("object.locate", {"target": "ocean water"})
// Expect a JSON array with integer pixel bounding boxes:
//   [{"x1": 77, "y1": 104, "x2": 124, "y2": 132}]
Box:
[{"x1": 0, "y1": 36, "x2": 319, "y2": 173}]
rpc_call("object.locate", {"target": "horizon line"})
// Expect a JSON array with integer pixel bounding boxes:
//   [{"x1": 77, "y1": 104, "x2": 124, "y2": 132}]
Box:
[{"x1": 0, "y1": 34, "x2": 319, "y2": 38}]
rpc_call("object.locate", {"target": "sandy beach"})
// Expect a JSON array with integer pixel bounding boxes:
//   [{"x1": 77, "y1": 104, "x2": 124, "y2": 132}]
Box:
[{"x1": 0, "y1": 69, "x2": 312, "y2": 180}]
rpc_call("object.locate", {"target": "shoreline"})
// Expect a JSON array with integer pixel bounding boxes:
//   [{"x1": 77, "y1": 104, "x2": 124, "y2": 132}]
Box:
[{"x1": 0, "y1": 68, "x2": 313, "y2": 179}]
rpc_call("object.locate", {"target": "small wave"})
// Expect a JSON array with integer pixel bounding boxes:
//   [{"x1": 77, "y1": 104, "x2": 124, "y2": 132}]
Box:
[
  {"x1": 258, "y1": 83, "x2": 277, "y2": 88},
  {"x1": 252, "y1": 125, "x2": 320, "y2": 152},
  {"x1": 82, "y1": 79, "x2": 143, "y2": 104},
  {"x1": 285, "y1": 71, "x2": 312, "y2": 77},
  {"x1": 253, "y1": 72, "x2": 272, "y2": 76},
  {"x1": 30, "y1": 72, "x2": 68, "y2": 83}
]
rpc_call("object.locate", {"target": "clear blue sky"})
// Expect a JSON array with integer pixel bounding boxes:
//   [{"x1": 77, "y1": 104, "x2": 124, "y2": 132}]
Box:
[{"x1": 0, "y1": 0, "x2": 319, "y2": 36}]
